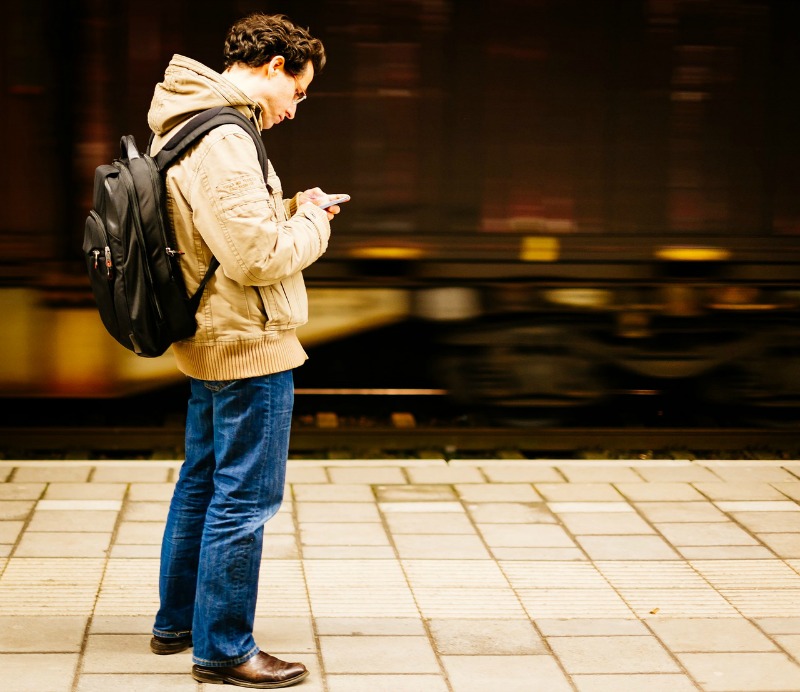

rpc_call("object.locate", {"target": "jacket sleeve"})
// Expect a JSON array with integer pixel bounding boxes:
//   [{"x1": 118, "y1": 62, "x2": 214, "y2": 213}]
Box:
[{"x1": 188, "y1": 125, "x2": 331, "y2": 286}]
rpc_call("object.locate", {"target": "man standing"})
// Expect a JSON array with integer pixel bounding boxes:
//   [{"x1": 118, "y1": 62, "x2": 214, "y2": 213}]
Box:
[{"x1": 147, "y1": 13, "x2": 340, "y2": 688}]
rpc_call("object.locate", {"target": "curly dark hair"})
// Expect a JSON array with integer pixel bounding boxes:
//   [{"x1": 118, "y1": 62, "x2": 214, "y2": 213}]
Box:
[{"x1": 223, "y1": 13, "x2": 326, "y2": 76}]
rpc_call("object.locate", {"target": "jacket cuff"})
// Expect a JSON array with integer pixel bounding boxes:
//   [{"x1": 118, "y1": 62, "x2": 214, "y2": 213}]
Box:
[{"x1": 286, "y1": 193, "x2": 302, "y2": 217}]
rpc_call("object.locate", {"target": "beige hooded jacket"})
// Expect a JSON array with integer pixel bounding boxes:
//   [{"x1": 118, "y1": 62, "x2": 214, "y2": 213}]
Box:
[{"x1": 147, "y1": 54, "x2": 331, "y2": 380}]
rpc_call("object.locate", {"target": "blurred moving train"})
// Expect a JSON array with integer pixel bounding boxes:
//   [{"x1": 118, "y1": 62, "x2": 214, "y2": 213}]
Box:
[{"x1": 2, "y1": 0, "x2": 800, "y2": 420}]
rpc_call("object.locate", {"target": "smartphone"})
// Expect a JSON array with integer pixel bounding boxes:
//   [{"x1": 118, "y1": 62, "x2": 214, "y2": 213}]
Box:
[{"x1": 319, "y1": 194, "x2": 350, "y2": 210}]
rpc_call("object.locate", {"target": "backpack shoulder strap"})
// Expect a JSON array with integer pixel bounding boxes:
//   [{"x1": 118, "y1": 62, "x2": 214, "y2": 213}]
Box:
[
  {"x1": 152, "y1": 106, "x2": 269, "y2": 185},
  {"x1": 187, "y1": 254, "x2": 219, "y2": 313},
  {"x1": 149, "y1": 107, "x2": 271, "y2": 307}
]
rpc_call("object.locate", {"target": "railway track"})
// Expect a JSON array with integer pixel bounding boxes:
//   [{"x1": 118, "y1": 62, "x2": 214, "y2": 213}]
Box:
[
  {"x1": 2, "y1": 388, "x2": 798, "y2": 460},
  {"x1": 1, "y1": 423, "x2": 797, "y2": 460}
]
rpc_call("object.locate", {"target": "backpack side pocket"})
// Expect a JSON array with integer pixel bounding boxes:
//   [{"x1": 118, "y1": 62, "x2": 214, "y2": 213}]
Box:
[{"x1": 83, "y1": 210, "x2": 122, "y2": 343}]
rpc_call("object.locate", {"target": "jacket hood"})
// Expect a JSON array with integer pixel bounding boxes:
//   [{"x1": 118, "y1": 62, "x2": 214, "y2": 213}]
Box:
[{"x1": 147, "y1": 54, "x2": 262, "y2": 135}]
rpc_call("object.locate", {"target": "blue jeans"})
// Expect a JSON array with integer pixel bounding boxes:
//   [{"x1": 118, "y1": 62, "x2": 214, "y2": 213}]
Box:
[{"x1": 153, "y1": 371, "x2": 294, "y2": 666}]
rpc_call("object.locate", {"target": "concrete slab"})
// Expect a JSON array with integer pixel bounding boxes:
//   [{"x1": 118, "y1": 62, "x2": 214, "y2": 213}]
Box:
[{"x1": 0, "y1": 457, "x2": 799, "y2": 691}]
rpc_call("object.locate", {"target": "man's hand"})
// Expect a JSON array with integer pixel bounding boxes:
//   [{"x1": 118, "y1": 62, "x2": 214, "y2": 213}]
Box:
[{"x1": 298, "y1": 187, "x2": 346, "y2": 219}]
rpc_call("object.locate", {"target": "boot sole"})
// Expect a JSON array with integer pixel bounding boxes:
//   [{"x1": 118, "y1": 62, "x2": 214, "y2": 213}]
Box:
[{"x1": 192, "y1": 666, "x2": 309, "y2": 688}]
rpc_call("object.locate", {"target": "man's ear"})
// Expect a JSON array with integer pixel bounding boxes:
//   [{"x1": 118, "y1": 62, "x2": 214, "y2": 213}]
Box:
[{"x1": 269, "y1": 55, "x2": 285, "y2": 75}]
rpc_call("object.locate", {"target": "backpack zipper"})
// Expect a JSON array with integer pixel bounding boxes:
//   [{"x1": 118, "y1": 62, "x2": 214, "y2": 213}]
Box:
[
  {"x1": 88, "y1": 210, "x2": 113, "y2": 280},
  {"x1": 116, "y1": 161, "x2": 164, "y2": 321},
  {"x1": 146, "y1": 157, "x2": 184, "y2": 268}
]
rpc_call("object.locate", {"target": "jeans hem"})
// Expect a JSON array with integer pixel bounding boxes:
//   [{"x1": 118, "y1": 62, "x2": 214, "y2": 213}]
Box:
[
  {"x1": 152, "y1": 627, "x2": 192, "y2": 639},
  {"x1": 192, "y1": 645, "x2": 260, "y2": 667}
]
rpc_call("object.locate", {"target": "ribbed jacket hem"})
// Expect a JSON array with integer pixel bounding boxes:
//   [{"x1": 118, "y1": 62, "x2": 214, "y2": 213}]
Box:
[{"x1": 171, "y1": 330, "x2": 308, "y2": 380}]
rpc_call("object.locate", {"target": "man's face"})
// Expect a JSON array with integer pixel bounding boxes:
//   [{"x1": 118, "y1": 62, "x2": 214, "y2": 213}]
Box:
[{"x1": 255, "y1": 58, "x2": 314, "y2": 129}]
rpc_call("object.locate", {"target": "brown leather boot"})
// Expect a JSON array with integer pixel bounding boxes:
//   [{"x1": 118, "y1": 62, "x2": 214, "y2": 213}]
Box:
[
  {"x1": 150, "y1": 634, "x2": 192, "y2": 655},
  {"x1": 192, "y1": 651, "x2": 309, "y2": 688}
]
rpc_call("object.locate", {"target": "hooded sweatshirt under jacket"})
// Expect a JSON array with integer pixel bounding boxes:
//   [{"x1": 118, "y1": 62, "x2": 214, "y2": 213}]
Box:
[{"x1": 147, "y1": 54, "x2": 331, "y2": 380}]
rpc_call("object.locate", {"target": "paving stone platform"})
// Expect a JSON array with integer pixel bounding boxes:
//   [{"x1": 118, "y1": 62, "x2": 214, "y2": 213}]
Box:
[{"x1": 1, "y1": 457, "x2": 800, "y2": 691}]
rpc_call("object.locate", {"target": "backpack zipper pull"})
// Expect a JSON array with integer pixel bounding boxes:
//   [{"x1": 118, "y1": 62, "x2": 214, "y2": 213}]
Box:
[
  {"x1": 105, "y1": 247, "x2": 112, "y2": 278},
  {"x1": 92, "y1": 249, "x2": 100, "y2": 270},
  {"x1": 165, "y1": 247, "x2": 185, "y2": 257}
]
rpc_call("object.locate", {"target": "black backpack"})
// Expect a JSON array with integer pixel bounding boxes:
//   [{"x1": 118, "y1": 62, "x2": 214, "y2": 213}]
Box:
[{"x1": 82, "y1": 106, "x2": 268, "y2": 357}]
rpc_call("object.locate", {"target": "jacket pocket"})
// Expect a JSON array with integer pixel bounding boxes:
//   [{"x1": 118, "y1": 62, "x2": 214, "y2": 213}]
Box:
[
  {"x1": 257, "y1": 275, "x2": 308, "y2": 330},
  {"x1": 258, "y1": 282, "x2": 293, "y2": 328}
]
